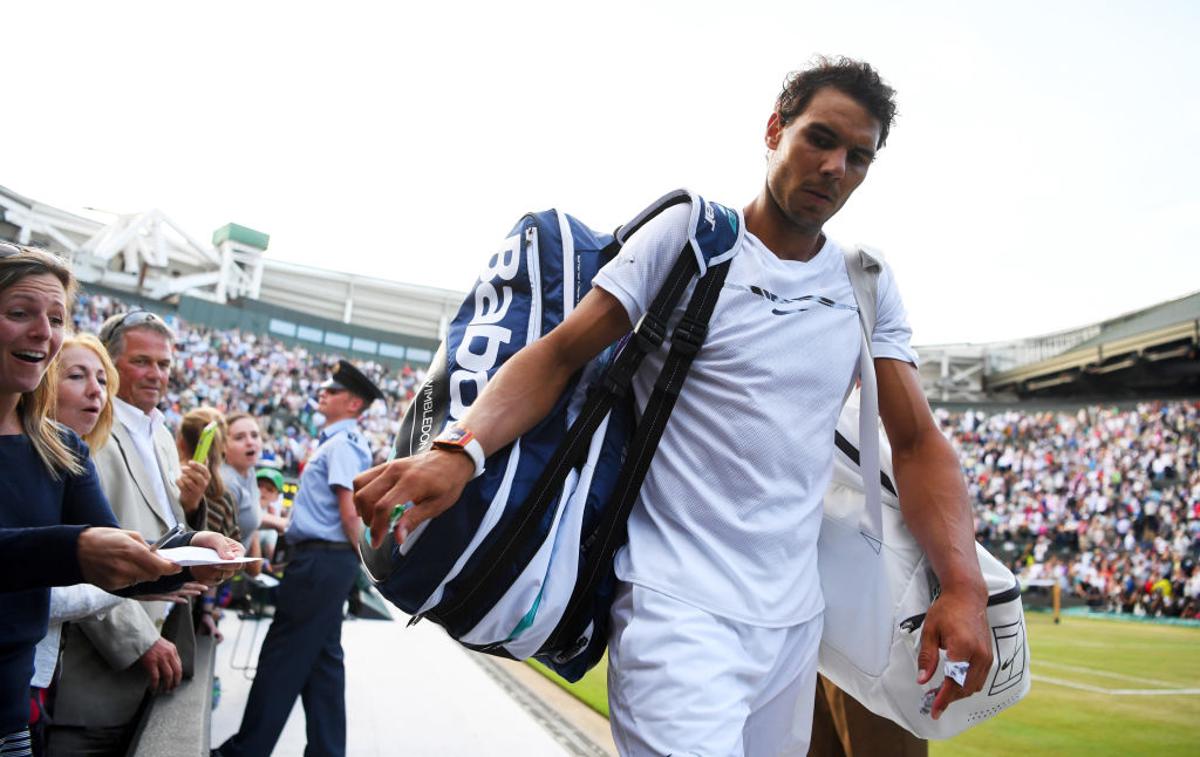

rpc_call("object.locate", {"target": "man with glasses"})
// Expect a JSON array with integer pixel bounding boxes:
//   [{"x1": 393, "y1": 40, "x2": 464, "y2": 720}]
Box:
[
  {"x1": 217, "y1": 359, "x2": 382, "y2": 757},
  {"x1": 49, "y1": 310, "x2": 215, "y2": 756}
]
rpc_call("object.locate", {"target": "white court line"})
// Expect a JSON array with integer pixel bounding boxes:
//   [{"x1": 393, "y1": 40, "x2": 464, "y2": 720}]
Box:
[
  {"x1": 1034, "y1": 660, "x2": 1186, "y2": 687},
  {"x1": 1032, "y1": 674, "x2": 1200, "y2": 696}
]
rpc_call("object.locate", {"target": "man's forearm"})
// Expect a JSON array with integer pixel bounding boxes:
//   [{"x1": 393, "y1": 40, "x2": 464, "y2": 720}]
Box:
[
  {"x1": 877, "y1": 358, "x2": 984, "y2": 595},
  {"x1": 458, "y1": 336, "x2": 583, "y2": 455},
  {"x1": 893, "y1": 432, "x2": 985, "y2": 593}
]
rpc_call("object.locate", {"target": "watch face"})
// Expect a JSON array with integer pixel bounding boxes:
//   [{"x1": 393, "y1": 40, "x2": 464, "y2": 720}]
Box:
[{"x1": 436, "y1": 424, "x2": 474, "y2": 447}]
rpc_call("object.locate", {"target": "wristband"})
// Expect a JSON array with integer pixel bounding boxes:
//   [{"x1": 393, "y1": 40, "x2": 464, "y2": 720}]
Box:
[{"x1": 431, "y1": 423, "x2": 486, "y2": 480}]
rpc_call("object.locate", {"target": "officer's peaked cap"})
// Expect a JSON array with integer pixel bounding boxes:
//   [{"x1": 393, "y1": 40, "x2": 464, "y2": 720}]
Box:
[{"x1": 322, "y1": 359, "x2": 384, "y2": 404}]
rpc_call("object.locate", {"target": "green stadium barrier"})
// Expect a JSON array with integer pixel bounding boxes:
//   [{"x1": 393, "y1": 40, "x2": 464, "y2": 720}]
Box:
[{"x1": 1028, "y1": 605, "x2": 1200, "y2": 628}]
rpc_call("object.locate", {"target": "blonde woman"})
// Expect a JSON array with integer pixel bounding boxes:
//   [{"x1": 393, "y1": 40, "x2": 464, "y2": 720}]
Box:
[
  {"x1": 51, "y1": 334, "x2": 116, "y2": 451},
  {"x1": 0, "y1": 243, "x2": 193, "y2": 754},
  {"x1": 32, "y1": 335, "x2": 206, "y2": 746}
]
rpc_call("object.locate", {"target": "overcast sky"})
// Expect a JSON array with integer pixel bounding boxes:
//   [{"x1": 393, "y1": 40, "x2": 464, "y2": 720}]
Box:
[{"x1": 5, "y1": 1, "x2": 1197, "y2": 345}]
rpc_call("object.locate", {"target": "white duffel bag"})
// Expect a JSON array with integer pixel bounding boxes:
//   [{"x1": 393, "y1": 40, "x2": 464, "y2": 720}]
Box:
[{"x1": 817, "y1": 391, "x2": 1031, "y2": 739}]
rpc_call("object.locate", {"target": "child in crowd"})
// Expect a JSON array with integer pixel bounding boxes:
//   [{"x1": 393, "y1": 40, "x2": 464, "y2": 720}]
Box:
[{"x1": 255, "y1": 468, "x2": 287, "y2": 564}]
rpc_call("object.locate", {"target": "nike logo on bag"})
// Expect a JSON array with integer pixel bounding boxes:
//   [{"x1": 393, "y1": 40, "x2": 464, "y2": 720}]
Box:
[{"x1": 999, "y1": 640, "x2": 1024, "y2": 671}]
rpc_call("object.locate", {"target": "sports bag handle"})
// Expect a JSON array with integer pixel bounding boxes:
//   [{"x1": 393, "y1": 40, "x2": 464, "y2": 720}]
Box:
[{"x1": 843, "y1": 246, "x2": 884, "y2": 546}]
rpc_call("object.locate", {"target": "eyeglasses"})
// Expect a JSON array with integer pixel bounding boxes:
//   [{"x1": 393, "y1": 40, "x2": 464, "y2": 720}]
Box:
[
  {"x1": 98, "y1": 309, "x2": 166, "y2": 345},
  {"x1": 1, "y1": 241, "x2": 67, "y2": 268}
]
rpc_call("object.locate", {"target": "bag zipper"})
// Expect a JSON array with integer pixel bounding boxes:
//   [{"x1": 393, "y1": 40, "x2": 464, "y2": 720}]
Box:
[{"x1": 898, "y1": 581, "x2": 1022, "y2": 633}]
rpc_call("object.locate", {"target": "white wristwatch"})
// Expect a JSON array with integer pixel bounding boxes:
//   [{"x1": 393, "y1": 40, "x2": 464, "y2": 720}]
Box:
[{"x1": 431, "y1": 423, "x2": 486, "y2": 480}]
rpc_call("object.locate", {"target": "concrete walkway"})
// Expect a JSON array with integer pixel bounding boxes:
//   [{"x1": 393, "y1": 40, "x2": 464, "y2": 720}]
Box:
[{"x1": 210, "y1": 609, "x2": 614, "y2": 756}]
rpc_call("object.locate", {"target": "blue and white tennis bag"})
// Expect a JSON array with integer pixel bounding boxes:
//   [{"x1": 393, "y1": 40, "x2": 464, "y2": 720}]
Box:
[{"x1": 359, "y1": 189, "x2": 741, "y2": 681}]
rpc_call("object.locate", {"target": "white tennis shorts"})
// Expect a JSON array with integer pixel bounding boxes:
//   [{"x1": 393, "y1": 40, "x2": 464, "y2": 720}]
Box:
[{"x1": 607, "y1": 581, "x2": 822, "y2": 756}]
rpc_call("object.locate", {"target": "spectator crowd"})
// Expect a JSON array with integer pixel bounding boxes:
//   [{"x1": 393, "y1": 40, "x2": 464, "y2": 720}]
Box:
[
  {"x1": 73, "y1": 292, "x2": 426, "y2": 473},
  {"x1": 942, "y1": 402, "x2": 1200, "y2": 620}
]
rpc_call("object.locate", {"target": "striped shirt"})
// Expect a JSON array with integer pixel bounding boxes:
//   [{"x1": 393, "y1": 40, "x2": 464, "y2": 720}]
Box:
[
  {"x1": 0, "y1": 727, "x2": 32, "y2": 757},
  {"x1": 204, "y1": 492, "x2": 243, "y2": 544}
]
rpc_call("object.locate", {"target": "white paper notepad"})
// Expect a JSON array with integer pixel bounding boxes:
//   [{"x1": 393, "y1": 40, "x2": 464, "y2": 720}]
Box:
[{"x1": 157, "y1": 546, "x2": 262, "y2": 567}]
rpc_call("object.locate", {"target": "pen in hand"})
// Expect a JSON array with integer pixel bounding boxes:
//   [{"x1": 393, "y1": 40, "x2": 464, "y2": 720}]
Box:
[{"x1": 149, "y1": 524, "x2": 184, "y2": 552}]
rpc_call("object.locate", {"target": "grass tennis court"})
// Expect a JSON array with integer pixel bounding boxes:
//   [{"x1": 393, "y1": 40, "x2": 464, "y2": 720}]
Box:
[{"x1": 530, "y1": 611, "x2": 1200, "y2": 755}]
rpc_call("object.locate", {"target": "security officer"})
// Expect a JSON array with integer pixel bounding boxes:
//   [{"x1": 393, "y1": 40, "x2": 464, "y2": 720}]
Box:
[{"x1": 217, "y1": 360, "x2": 383, "y2": 757}]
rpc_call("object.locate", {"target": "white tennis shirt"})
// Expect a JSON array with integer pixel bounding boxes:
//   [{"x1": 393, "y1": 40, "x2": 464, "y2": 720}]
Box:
[{"x1": 593, "y1": 203, "x2": 917, "y2": 626}]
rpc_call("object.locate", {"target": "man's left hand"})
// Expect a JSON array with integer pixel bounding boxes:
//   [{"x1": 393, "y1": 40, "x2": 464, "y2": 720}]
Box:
[
  {"x1": 177, "y1": 461, "x2": 211, "y2": 513},
  {"x1": 916, "y1": 582, "x2": 993, "y2": 720},
  {"x1": 187, "y1": 531, "x2": 245, "y2": 585}
]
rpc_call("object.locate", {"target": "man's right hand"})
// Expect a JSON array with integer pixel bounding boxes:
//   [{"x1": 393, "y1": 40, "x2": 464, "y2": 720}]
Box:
[
  {"x1": 77, "y1": 527, "x2": 182, "y2": 591},
  {"x1": 353, "y1": 449, "x2": 476, "y2": 549},
  {"x1": 138, "y1": 638, "x2": 182, "y2": 693},
  {"x1": 176, "y1": 460, "x2": 211, "y2": 514}
]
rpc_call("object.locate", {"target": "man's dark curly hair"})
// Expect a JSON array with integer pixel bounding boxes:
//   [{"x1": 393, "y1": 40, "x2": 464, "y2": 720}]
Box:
[{"x1": 776, "y1": 56, "x2": 897, "y2": 149}]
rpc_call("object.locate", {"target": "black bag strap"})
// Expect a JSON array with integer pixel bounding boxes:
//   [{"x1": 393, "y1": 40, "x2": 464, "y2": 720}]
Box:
[
  {"x1": 595, "y1": 239, "x2": 702, "y2": 398},
  {"x1": 544, "y1": 256, "x2": 731, "y2": 656},
  {"x1": 427, "y1": 240, "x2": 705, "y2": 633},
  {"x1": 833, "y1": 430, "x2": 898, "y2": 498}
]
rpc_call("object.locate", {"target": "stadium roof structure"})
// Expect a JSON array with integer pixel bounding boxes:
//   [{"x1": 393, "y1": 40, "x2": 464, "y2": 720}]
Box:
[
  {"x1": 0, "y1": 183, "x2": 464, "y2": 346},
  {"x1": 984, "y1": 291, "x2": 1200, "y2": 399}
]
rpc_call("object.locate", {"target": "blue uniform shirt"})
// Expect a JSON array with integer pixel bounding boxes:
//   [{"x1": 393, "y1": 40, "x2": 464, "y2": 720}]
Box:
[{"x1": 286, "y1": 419, "x2": 373, "y2": 543}]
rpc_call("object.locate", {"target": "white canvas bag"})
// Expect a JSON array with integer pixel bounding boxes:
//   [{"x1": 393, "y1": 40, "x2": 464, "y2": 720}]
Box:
[
  {"x1": 821, "y1": 391, "x2": 1031, "y2": 738},
  {"x1": 817, "y1": 248, "x2": 893, "y2": 676},
  {"x1": 818, "y1": 248, "x2": 1031, "y2": 737}
]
